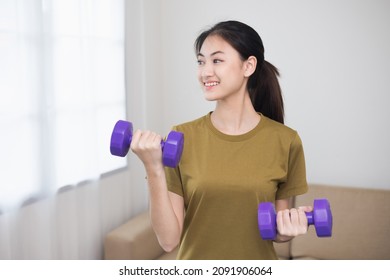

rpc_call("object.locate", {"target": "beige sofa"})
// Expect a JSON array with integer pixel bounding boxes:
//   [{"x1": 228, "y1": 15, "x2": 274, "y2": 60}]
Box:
[{"x1": 104, "y1": 184, "x2": 390, "y2": 260}]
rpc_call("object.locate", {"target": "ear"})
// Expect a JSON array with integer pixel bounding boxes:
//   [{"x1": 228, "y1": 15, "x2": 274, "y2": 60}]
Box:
[{"x1": 244, "y1": 56, "x2": 257, "y2": 77}]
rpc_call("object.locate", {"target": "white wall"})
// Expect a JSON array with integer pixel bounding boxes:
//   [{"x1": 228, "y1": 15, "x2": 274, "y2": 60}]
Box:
[{"x1": 152, "y1": 0, "x2": 390, "y2": 189}]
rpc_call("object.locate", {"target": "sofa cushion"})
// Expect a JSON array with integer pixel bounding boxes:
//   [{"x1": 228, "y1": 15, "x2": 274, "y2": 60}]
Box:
[
  {"x1": 104, "y1": 212, "x2": 165, "y2": 260},
  {"x1": 157, "y1": 247, "x2": 179, "y2": 260},
  {"x1": 273, "y1": 242, "x2": 291, "y2": 259},
  {"x1": 291, "y1": 184, "x2": 390, "y2": 259}
]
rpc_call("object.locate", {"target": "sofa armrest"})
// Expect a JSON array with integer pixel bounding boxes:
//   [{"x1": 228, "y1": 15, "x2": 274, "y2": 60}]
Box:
[{"x1": 104, "y1": 211, "x2": 165, "y2": 260}]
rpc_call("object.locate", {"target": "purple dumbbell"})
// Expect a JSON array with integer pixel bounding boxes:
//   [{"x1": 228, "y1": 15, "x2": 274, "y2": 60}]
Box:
[
  {"x1": 110, "y1": 120, "x2": 184, "y2": 168},
  {"x1": 258, "y1": 198, "x2": 333, "y2": 240}
]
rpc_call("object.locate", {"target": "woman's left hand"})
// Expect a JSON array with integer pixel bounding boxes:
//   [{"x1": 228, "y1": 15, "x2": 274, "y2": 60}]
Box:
[{"x1": 275, "y1": 206, "x2": 313, "y2": 242}]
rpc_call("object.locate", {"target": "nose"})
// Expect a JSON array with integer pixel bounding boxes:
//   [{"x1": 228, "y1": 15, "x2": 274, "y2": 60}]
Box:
[{"x1": 200, "y1": 62, "x2": 214, "y2": 78}]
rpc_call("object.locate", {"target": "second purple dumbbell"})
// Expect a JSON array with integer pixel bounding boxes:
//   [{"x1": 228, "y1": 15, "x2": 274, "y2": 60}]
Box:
[
  {"x1": 258, "y1": 198, "x2": 333, "y2": 240},
  {"x1": 110, "y1": 120, "x2": 184, "y2": 168}
]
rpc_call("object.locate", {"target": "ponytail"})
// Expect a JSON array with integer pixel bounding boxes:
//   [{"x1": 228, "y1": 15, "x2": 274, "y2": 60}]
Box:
[
  {"x1": 195, "y1": 20, "x2": 285, "y2": 124},
  {"x1": 248, "y1": 60, "x2": 284, "y2": 124}
]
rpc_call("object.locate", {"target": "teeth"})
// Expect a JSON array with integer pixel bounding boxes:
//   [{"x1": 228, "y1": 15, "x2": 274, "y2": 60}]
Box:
[
  {"x1": 205, "y1": 82, "x2": 219, "y2": 87},
  {"x1": 206, "y1": 82, "x2": 219, "y2": 86}
]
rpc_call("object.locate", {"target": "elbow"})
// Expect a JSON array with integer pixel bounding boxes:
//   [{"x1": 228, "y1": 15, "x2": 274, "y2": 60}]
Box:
[
  {"x1": 162, "y1": 244, "x2": 177, "y2": 253},
  {"x1": 159, "y1": 238, "x2": 179, "y2": 253}
]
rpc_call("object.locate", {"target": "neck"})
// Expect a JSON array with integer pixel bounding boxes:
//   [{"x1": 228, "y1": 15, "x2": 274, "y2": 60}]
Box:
[{"x1": 211, "y1": 93, "x2": 260, "y2": 135}]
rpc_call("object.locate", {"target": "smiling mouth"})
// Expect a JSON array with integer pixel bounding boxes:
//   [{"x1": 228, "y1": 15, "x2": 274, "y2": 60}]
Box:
[{"x1": 204, "y1": 81, "x2": 220, "y2": 87}]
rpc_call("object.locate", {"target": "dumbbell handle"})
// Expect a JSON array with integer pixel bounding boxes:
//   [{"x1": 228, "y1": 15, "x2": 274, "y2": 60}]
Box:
[
  {"x1": 306, "y1": 211, "x2": 314, "y2": 225},
  {"x1": 124, "y1": 133, "x2": 166, "y2": 150},
  {"x1": 304, "y1": 199, "x2": 332, "y2": 227}
]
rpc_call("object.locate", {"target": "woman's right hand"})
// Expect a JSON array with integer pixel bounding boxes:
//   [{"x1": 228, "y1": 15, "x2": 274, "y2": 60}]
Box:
[{"x1": 130, "y1": 129, "x2": 164, "y2": 171}]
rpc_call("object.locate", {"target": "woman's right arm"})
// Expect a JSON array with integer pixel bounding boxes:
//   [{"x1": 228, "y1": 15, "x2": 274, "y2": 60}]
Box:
[{"x1": 130, "y1": 129, "x2": 184, "y2": 252}]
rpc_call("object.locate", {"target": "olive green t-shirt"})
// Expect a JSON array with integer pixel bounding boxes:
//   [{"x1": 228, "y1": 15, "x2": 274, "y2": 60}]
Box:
[{"x1": 165, "y1": 113, "x2": 308, "y2": 260}]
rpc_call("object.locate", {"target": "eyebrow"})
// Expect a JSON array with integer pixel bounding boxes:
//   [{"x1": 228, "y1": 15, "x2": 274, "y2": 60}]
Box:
[{"x1": 197, "y1": 51, "x2": 225, "y2": 57}]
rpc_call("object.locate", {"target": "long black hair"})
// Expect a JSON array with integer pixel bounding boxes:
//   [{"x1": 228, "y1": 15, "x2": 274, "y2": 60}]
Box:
[{"x1": 195, "y1": 20, "x2": 284, "y2": 124}]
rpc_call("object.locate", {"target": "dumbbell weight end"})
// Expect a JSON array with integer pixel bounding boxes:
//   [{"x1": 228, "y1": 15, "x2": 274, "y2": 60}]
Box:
[
  {"x1": 161, "y1": 130, "x2": 184, "y2": 168},
  {"x1": 257, "y1": 202, "x2": 277, "y2": 240},
  {"x1": 311, "y1": 199, "x2": 332, "y2": 237},
  {"x1": 110, "y1": 120, "x2": 133, "y2": 157}
]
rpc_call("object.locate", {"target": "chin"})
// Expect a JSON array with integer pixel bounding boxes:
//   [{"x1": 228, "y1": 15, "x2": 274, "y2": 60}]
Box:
[
  {"x1": 203, "y1": 91, "x2": 220, "y2": 101},
  {"x1": 204, "y1": 96, "x2": 219, "y2": 102}
]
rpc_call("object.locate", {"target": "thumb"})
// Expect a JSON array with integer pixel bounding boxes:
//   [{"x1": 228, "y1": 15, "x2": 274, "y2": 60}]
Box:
[{"x1": 298, "y1": 206, "x2": 313, "y2": 212}]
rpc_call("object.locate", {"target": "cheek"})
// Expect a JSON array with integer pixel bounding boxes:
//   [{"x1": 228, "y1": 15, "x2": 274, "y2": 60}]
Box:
[
  {"x1": 197, "y1": 69, "x2": 203, "y2": 83},
  {"x1": 224, "y1": 71, "x2": 247, "y2": 90}
]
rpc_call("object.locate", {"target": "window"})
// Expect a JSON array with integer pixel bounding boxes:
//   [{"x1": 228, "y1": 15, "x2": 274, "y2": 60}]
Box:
[{"x1": 0, "y1": 0, "x2": 126, "y2": 210}]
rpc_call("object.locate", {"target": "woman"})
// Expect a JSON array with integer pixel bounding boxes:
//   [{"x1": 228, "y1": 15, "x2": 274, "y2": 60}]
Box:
[{"x1": 131, "y1": 20, "x2": 311, "y2": 259}]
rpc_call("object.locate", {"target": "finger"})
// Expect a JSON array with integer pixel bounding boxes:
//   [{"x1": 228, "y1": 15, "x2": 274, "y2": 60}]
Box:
[
  {"x1": 291, "y1": 208, "x2": 305, "y2": 236},
  {"x1": 141, "y1": 130, "x2": 153, "y2": 148},
  {"x1": 130, "y1": 129, "x2": 143, "y2": 151},
  {"x1": 277, "y1": 209, "x2": 292, "y2": 236},
  {"x1": 297, "y1": 207, "x2": 308, "y2": 225},
  {"x1": 296, "y1": 207, "x2": 308, "y2": 235},
  {"x1": 137, "y1": 130, "x2": 152, "y2": 150},
  {"x1": 276, "y1": 210, "x2": 284, "y2": 234},
  {"x1": 289, "y1": 208, "x2": 299, "y2": 226},
  {"x1": 144, "y1": 131, "x2": 162, "y2": 150},
  {"x1": 151, "y1": 132, "x2": 163, "y2": 146}
]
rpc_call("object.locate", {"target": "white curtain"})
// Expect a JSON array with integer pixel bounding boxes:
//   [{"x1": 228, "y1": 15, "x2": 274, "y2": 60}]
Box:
[
  {"x1": 0, "y1": 0, "x2": 126, "y2": 209},
  {"x1": 0, "y1": 0, "x2": 129, "y2": 259}
]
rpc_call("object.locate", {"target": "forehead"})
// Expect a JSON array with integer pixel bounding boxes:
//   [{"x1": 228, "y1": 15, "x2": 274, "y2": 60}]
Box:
[{"x1": 199, "y1": 35, "x2": 238, "y2": 56}]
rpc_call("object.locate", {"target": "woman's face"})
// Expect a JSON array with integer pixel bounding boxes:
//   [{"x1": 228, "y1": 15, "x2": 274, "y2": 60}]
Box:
[{"x1": 197, "y1": 35, "x2": 250, "y2": 102}]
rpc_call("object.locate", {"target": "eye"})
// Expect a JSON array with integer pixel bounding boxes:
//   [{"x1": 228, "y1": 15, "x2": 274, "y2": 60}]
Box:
[
  {"x1": 197, "y1": 60, "x2": 205, "y2": 66},
  {"x1": 213, "y1": 59, "x2": 223, "y2": 64}
]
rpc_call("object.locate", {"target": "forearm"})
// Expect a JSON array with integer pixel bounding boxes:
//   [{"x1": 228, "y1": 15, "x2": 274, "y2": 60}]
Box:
[
  {"x1": 128, "y1": 129, "x2": 183, "y2": 251},
  {"x1": 145, "y1": 165, "x2": 182, "y2": 252}
]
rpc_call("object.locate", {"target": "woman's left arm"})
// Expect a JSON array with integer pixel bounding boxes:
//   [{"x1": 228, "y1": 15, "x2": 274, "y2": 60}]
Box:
[{"x1": 273, "y1": 198, "x2": 313, "y2": 243}]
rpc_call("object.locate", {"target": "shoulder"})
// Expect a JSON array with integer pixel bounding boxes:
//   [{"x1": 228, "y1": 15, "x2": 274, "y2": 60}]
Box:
[
  {"x1": 260, "y1": 116, "x2": 304, "y2": 151},
  {"x1": 261, "y1": 115, "x2": 298, "y2": 138},
  {"x1": 171, "y1": 113, "x2": 209, "y2": 133}
]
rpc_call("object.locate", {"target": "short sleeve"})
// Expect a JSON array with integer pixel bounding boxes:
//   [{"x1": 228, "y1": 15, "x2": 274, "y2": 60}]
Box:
[
  {"x1": 165, "y1": 165, "x2": 184, "y2": 197},
  {"x1": 276, "y1": 132, "x2": 308, "y2": 200},
  {"x1": 164, "y1": 126, "x2": 184, "y2": 197}
]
